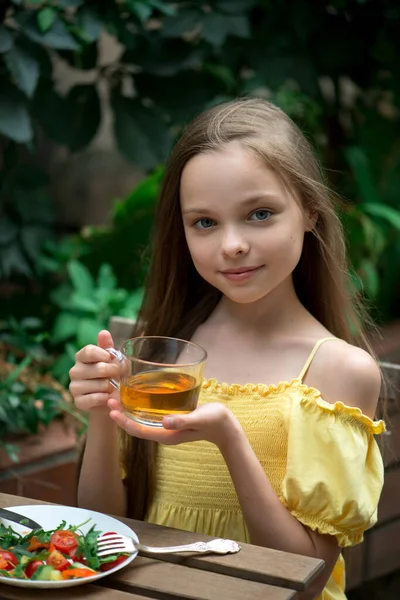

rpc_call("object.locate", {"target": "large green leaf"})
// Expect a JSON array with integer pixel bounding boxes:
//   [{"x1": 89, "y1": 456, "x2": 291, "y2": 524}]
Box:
[
  {"x1": 161, "y1": 8, "x2": 202, "y2": 38},
  {"x1": 57, "y1": 0, "x2": 84, "y2": 6},
  {"x1": 127, "y1": 0, "x2": 175, "y2": 20},
  {"x1": 128, "y1": 0, "x2": 152, "y2": 22},
  {"x1": 358, "y1": 259, "x2": 380, "y2": 298},
  {"x1": 17, "y1": 12, "x2": 79, "y2": 50},
  {"x1": 64, "y1": 85, "x2": 101, "y2": 151},
  {"x1": 50, "y1": 283, "x2": 73, "y2": 310},
  {"x1": 68, "y1": 260, "x2": 95, "y2": 295},
  {"x1": 97, "y1": 263, "x2": 117, "y2": 292},
  {"x1": 362, "y1": 203, "x2": 400, "y2": 231},
  {"x1": 32, "y1": 79, "x2": 72, "y2": 144},
  {"x1": 0, "y1": 82, "x2": 33, "y2": 143},
  {"x1": 344, "y1": 146, "x2": 380, "y2": 204},
  {"x1": 134, "y1": 70, "x2": 222, "y2": 122},
  {"x1": 52, "y1": 313, "x2": 79, "y2": 343},
  {"x1": 123, "y1": 36, "x2": 203, "y2": 76},
  {"x1": 33, "y1": 82, "x2": 101, "y2": 150},
  {"x1": 77, "y1": 318, "x2": 104, "y2": 347},
  {"x1": 0, "y1": 26, "x2": 13, "y2": 53},
  {"x1": 1, "y1": 356, "x2": 32, "y2": 389},
  {"x1": 37, "y1": 7, "x2": 56, "y2": 33},
  {"x1": 21, "y1": 227, "x2": 47, "y2": 261},
  {"x1": 113, "y1": 167, "x2": 164, "y2": 223},
  {"x1": 148, "y1": 0, "x2": 175, "y2": 15},
  {"x1": 112, "y1": 93, "x2": 172, "y2": 170},
  {"x1": 0, "y1": 217, "x2": 18, "y2": 247},
  {"x1": 76, "y1": 6, "x2": 103, "y2": 43},
  {"x1": 201, "y1": 12, "x2": 250, "y2": 46},
  {"x1": 69, "y1": 293, "x2": 98, "y2": 313},
  {"x1": 0, "y1": 241, "x2": 32, "y2": 278},
  {"x1": 214, "y1": 0, "x2": 258, "y2": 12},
  {"x1": 4, "y1": 44, "x2": 40, "y2": 97}
]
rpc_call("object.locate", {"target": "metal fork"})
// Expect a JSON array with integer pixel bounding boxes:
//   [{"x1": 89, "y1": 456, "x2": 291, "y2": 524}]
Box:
[{"x1": 97, "y1": 533, "x2": 241, "y2": 557}]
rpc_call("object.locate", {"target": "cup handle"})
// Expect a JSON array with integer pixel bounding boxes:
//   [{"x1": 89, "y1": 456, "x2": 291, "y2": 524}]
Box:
[{"x1": 105, "y1": 347, "x2": 125, "y2": 391}]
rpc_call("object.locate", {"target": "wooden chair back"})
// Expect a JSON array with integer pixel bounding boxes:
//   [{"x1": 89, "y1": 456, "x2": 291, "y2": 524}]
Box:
[{"x1": 109, "y1": 316, "x2": 137, "y2": 348}]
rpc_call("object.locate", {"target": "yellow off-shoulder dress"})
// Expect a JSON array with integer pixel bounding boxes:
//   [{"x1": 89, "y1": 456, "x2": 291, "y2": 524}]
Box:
[{"x1": 142, "y1": 338, "x2": 385, "y2": 600}]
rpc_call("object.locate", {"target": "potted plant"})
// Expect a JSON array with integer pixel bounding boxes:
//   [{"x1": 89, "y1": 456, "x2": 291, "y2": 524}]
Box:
[{"x1": 0, "y1": 318, "x2": 86, "y2": 505}]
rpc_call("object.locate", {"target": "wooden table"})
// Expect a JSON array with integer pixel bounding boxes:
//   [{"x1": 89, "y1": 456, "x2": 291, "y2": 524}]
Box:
[{"x1": 0, "y1": 493, "x2": 324, "y2": 599}]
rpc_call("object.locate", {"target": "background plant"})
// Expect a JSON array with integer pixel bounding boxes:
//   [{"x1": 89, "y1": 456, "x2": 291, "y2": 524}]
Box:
[
  {"x1": 0, "y1": 317, "x2": 86, "y2": 463},
  {"x1": 50, "y1": 260, "x2": 143, "y2": 385},
  {"x1": 1, "y1": 0, "x2": 400, "y2": 319}
]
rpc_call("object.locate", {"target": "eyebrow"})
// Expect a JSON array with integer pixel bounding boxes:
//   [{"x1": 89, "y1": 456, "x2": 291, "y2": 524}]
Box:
[{"x1": 182, "y1": 193, "x2": 281, "y2": 215}]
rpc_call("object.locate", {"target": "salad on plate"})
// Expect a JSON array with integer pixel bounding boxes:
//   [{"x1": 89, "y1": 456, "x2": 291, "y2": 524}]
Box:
[{"x1": 0, "y1": 518, "x2": 129, "y2": 581}]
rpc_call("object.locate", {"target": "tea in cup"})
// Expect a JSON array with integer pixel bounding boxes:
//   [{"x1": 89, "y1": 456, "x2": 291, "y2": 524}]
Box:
[{"x1": 107, "y1": 336, "x2": 207, "y2": 427}]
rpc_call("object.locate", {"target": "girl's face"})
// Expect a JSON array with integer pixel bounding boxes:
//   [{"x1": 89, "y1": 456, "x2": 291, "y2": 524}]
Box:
[{"x1": 180, "y1": 141, "x2": 312, "y2": 305}]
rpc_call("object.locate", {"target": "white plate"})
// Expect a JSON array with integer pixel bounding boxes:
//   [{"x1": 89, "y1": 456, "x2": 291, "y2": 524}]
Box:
[{"x1": 0, "y1": 504, "x2": 138, "y2": 588}]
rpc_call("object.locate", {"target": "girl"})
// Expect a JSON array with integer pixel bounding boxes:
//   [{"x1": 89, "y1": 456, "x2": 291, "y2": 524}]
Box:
[{"x1": 69, "y1": 98, "x2": 385, "y2": 600}]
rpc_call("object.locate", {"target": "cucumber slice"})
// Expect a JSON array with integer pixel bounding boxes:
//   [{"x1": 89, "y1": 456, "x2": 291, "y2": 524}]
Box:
[
  {"x1": 71, "y1": 562, "x2": 95, "y2": 571},
  {"x1": 32, "y1": 565, "x2": 56, "y2": 581},
  {"x1": 49, "y1": 569, "x2": 63, "y2": 581},
  {"x1": 20, "y1": 556, "x2": 30, "y2": 566}
]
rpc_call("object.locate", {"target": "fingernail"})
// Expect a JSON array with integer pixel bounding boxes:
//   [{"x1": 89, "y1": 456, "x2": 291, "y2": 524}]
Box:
[{"x1": 164, "y1": 416, "x2": 174, "y2": 429}]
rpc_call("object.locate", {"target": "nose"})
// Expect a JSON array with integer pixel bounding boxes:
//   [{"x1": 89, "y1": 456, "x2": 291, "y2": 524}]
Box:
[{"x1": 221, "y1": 226, "x2": 250, "y2": 257}]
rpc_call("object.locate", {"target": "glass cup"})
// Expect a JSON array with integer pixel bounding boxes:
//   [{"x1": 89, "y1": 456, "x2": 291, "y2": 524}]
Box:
[{"x1": 106, "y1": 336, "x2": 207, "y2": 427}]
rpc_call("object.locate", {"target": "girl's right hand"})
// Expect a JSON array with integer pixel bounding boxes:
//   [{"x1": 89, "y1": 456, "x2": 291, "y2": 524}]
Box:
[{"x1": 69, "y1": 330, "x2": 120, "y2": 412}]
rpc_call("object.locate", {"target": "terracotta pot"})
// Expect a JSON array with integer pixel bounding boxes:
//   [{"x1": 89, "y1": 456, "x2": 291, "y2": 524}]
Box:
[{"x1": 0, "y1": 419, "x2": 79, "y2": 506}]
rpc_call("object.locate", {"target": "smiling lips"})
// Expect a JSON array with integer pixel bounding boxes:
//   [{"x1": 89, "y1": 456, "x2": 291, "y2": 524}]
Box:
[{"x1": 220, "y1": 266, "x2": 264, "y2": 281}]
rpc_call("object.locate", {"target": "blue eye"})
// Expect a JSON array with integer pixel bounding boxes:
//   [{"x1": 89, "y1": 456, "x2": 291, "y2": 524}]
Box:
[
  {"x1": 194, "y1": 218, "x2": 216, "y2": 230},
  {"x1": 250, "y1": 209, "x2": 272, "y2": 221}
]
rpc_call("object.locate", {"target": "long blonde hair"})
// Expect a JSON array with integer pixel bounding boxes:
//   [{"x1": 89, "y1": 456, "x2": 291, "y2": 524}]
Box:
[{"x1": 121, "y1": 97, "x2": 376, "y2": 519}]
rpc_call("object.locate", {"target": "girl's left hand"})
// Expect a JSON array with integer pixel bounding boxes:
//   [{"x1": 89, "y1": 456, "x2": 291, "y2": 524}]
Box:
[{"x1": 107, "y1": 398, "x2": 239, "y2": 448}]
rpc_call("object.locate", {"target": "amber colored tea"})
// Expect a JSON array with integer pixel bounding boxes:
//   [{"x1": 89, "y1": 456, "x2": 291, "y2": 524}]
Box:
[{"x1": 120, "y1": 370, "x2": 201, "y2": 427}]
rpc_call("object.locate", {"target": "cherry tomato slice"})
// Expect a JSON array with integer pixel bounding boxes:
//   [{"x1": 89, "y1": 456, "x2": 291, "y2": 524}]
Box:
[
  {"x1": 68, "y1": 548, "x2": 85, "y2": 563},
  {"x1": 50, "y1": 530, "x2": 78, "y2": 554},
  {"x1": 0, "y1": 551, "x2": 18, "y2": 571},
  {"x1": 100, "y1": 555, "x2": 129, "y2": 572},
  {"x1": 25, "y1": 560, "x2": 45, "y2": 578},
  {"x1": 47, "y1": 549, "x2": 70, "y2": 572}
]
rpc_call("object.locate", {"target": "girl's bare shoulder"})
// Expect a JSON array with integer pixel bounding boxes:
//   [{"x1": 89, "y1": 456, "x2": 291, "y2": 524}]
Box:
[{"x1": 305, "y1": 339, "x2": 381, "y2": 418}]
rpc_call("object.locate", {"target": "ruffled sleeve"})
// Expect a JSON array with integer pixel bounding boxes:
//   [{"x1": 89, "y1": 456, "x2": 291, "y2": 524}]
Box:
[{"x1": 281, "y1": 391, "x2": 385, "y2": 547}]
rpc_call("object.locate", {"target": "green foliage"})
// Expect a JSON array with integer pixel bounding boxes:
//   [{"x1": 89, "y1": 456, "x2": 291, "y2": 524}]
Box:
[
  {"x1": 342, "y1": 203, "x2": 400, "y2": 300},
  {"x1": 0, "y1": 0, "x2": 400, "y2": 321},
  {"x1": 1, "y1": 316, "x2": 49, "y2": 361},
  {"x1": 50, "y1": 260, "x2": 143, "y2": 384},
  {"x1": 0, "y1": 317, "x2": 85, "y2": 463},
  {"x1": 0, "y1": 157, "x2": 54, "y2": 279},
  {"x1": 81, "y1": 167, "x2": 164, "y2": 287}
]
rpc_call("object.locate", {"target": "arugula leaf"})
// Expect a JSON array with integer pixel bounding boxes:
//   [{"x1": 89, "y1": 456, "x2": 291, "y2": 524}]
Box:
[
  {"x1": 0, "y1": 569, "x2": 11, "y2": 578},
  {"x1": 67, "y1": 518, "x2": 91, "y2": 532},
  {"x1": 77, "y1": 524, "x2": 101, "y2": 571},
  {"x1": 33, "y1": 549, "x2": 51, "y2": 562},
  {"x1": 10, "y1": 546, "x2": 34, "y2": 559},
  {"x1": 20, "y1": 520, "x2": 68, "y2": 546},
  {"x1": 12, "y1": 562, "x2": 27, "y2": 579},
  {"x1": 0, "y1": 523, "x2": 23, "y2": 549}
]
